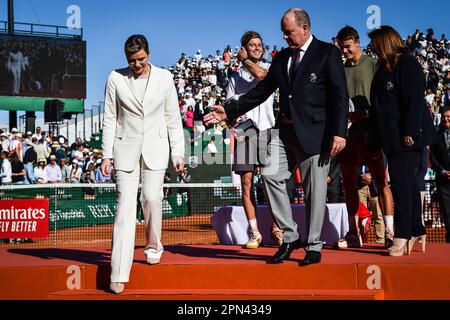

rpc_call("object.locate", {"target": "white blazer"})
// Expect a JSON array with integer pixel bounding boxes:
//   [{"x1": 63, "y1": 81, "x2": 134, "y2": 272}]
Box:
[{"x1": 102, "y1": 64, "x2": 185, "y2": 171}]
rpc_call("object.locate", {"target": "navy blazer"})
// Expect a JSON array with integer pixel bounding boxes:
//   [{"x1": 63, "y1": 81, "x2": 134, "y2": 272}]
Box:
[
  {"x1": 430, "y1": 127, "x2": 450, "y2": 186},
  {"x1": 369, "y1": 53, "x2": 435, "y2": 156},
  {"x1": 225, "y1": 37, "x2": 349, "y2": 156}
]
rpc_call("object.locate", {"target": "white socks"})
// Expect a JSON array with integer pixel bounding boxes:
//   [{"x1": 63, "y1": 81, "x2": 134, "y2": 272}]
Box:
[
  {"x1": 384, "y1": 215, "x2": 394, "y2": 232},
  {"x1": 249, "y1": 219, "x2": 259, "y2": 233}
]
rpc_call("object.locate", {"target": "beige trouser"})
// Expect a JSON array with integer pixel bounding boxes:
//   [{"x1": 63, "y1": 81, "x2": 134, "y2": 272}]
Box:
[
  {"x1": 110, "y1": 156, "x2": 165, "y2": 283},
  {"x1": 358, "y1": 185, "x2": 385, "y2": 241}
]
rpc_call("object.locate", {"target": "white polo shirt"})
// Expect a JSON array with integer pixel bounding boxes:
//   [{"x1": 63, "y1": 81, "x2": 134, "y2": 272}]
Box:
[{"x1": 226, "y1": 61, "x2": 275, "y2": 132}]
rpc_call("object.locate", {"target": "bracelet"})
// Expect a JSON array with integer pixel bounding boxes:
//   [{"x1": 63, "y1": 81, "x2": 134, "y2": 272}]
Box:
[{"x1": 241, "y1": 58, "x2": 248, "y2": 64}]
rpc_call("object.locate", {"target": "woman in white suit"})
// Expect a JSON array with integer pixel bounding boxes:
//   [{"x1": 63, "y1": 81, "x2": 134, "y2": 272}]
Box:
[{"x1": 101, "y1": 35, "x2": 185, "y2": 294}]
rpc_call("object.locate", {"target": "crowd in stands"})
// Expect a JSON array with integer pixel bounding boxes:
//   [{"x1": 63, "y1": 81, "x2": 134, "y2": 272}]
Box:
[
  {"x1": 168, "y1": 44, "x2": 282, "y2": 137},
  {"x1": 0, "y1": 28, "x2": 448, "y2": 187},
  {"x1": 171, "y1": 28, "x2": 449, "y2": 142},
  {"x1": 0, "y1": 126, "x2": 113, "y2": 185}
]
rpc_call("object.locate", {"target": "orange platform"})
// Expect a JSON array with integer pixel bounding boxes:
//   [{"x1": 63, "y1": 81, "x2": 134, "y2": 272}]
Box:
[{"x1": 1, "y1": 244, "x2": 450, "y2": 300}]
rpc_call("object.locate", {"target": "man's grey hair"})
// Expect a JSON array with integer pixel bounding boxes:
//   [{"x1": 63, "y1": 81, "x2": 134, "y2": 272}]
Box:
[{"x1": 283, "y1": 8, "x2": 311, "y2": 28}]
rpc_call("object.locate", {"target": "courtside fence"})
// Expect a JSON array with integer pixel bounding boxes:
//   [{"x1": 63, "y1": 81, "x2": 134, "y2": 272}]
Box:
[{"x1": 0, "y1": 181, "x2": 447, "y2": 247}]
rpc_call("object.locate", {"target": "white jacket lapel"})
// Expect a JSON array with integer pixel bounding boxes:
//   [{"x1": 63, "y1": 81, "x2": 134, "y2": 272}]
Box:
[{"x1": 122, "y1": 68, "x2": 144, "y2": 109}]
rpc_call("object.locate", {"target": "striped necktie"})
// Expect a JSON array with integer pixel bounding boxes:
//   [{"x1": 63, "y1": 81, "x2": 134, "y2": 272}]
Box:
[{"x1": 289, "y1": 49, "x2": 303, "y2": 80}]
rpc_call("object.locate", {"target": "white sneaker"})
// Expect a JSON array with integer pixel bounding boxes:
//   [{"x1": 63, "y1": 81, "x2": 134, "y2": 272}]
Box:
[
  {"x1": 145, "y1": 248, "x2": 163, "y2": 265},
  {"x1": 245, "y1": 232, "x2": 262, "y2": 249}
]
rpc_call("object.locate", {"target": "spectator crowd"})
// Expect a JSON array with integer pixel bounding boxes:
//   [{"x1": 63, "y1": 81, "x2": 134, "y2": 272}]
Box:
[
  {"x1": 0, "y1": 126, "x2": 113, "y2": 185},
  {"x1": 0, "y1": 28, "x2": 448, "y2": 188}
]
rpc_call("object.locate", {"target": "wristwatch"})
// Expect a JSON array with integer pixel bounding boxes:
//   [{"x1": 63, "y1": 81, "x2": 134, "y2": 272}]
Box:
[{"x1": 241, "y1": 58, "x2": 249, "y2": 64}]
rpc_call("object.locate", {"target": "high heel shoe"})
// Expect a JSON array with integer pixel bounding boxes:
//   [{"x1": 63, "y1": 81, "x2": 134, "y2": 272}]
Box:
[
  {"x1": 110, "y1": 282, "x2": 125, "y2": 294},
  {"x1": 407, "y1": 235, "x2": 426, "y2": 255},
  {"x1": 388, "y1": 238, "x2": 408, "y2": 257}
]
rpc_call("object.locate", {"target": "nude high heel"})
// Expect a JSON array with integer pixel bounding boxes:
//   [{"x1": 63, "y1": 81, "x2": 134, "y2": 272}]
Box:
[
  {"x1": 407, "y1": 235, "x2": 426, "y2": 255},
  {"x1": 110, "y1": 282, "x2": 125, "y2": 294},
  {"x1": 388, "y1": 238, "x2": 408, "y2": 257}
]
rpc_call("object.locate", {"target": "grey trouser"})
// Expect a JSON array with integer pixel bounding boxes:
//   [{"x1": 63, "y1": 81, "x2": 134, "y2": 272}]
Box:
[{"x1": 262, "y1": 126, "x2": 330, "y2": 252}]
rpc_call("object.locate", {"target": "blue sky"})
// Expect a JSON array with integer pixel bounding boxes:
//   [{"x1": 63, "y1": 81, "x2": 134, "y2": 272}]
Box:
[{"x1": 1, "y1": 0, "x2": 449, "y2": 125}]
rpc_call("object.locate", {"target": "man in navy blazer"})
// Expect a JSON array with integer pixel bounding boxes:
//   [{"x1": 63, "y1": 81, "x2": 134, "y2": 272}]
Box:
[
  {"x1": 204, "y1": 8, "x2": 349, "y2": 266},
  {"x1": 430, "y1": 107, "x2": 450, "y2": 243}
]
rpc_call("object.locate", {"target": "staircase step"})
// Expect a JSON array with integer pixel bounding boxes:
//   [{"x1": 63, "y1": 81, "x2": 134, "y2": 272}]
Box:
[{"x1": 48, "y1": 289, "x2": 384, "y2": 300}]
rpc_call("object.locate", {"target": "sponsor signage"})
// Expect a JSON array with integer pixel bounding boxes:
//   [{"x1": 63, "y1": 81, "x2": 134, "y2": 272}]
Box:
[{"x1": 0, "y1": 199, "x2": 49, "y2": 238}]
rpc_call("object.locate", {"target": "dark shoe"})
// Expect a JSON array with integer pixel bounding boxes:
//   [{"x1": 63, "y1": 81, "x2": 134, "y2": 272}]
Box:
[
  {"x1": 299, "y1": 251, "x2": 321, "y2": 266},
  {"x1": 266, "y1": 239, "x2": 303, "y2": 264}
]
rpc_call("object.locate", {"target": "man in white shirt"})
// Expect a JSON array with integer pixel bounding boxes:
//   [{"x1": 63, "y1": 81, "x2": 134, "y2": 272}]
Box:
[
  {"x1": 226, "y1": 31, "x2": 279, "y2": 249},
  {"x1": 177, "y1": 77, "x2": 186, "y2": 94},
  {"x1": 0, "y1": 151, "x2": 12, "y2": 184},
  {"x1": 208, "y1": 70, "x2": 217, "y2": 86},
  {"x1": 215, "y1": 50, "x2": 222, "y2": 62},
  {"x1": 183, "y1": 92, "x2": 196, "y2": 114},
  {"x1": 73, "y1": 144, "x2": 85, "y2": 163},
  {"x1": 32, "y1": 127, "x2": 42, "y2": 142},
  {"x1": 425, "y1": 89, "x2": 435, "y2": 108},
  {"x1": 45, "y1": 155, "x2": 62, "y2": 183}
]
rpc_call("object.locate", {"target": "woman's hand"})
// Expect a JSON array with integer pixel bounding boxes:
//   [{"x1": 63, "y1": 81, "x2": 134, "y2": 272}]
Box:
[
  {"x1": 172, "y1": 156, "x2": 185, "y2": 173},
  {"x1": 101, "y1": 159, "x2": 111, "y2": 176}
]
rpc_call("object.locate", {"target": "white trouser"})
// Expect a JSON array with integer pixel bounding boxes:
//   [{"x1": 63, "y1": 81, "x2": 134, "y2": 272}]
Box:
[{"x1": 110, "y1": 156, "x2": 165, "y2": 283}]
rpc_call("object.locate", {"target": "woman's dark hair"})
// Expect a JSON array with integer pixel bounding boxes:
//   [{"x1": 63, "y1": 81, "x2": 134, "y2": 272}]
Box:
[
  {"x1": 369, "y1": 26, "x2": 408, "y2": 72},
  {"x1": 124, "y1": 34, "x2": 149, "y2": 56}
]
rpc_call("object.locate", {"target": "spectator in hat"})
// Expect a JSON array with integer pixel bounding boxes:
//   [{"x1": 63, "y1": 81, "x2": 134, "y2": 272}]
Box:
[
  {"x1": 0, "y1": 133, "x2": 10, "y2": 153},
  {"x1": 84, "y1": 149, "x2": 101, "y2": 181},
  {"x1": 68, "y1": 159, "x2": 82, "y2": 183},
  {"x1": 34, "y1": 137, "x2": 50, "y2": 162},
  {"x1": 183, "y1": 92, "x2": 196, "y2": 114},
  {"x1": 59, "y1": 157, "x2": 71, "y2": 182},
  {"x1": 34, "y1": 158, "x2": 48, "y2": 184},
  {"x1": 208, "y1": 70, "x2": 217, "y2": 86},
  {"x1": 0, "y1": 151, "x2": 12, "y2": 185},
  {"x1": 45, "y1": 155, "x2": 62, "y2": 183},
  {"x1": 25, "y1": 131, "x2": 33, "y2": 146},
  {"x1": 11, "y1": 133, "x2": 23, "y2": 162}
]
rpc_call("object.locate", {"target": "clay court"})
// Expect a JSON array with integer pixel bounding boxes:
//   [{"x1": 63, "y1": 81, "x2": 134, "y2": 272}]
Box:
[{"x1": 0, "y1": 214, "x2": 219, "y2": 248}]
